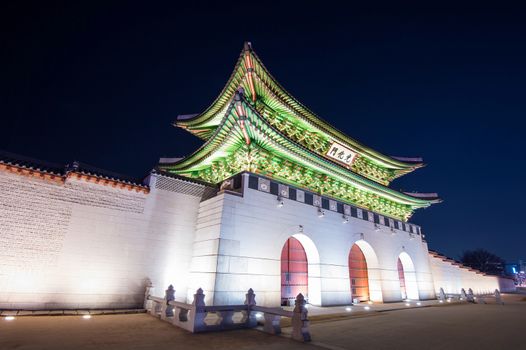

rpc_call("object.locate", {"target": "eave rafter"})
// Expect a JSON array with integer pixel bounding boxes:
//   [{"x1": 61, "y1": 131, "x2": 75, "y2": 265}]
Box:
[{"x1": 161, "y1": 93, "x2": 439, "y2": 220}]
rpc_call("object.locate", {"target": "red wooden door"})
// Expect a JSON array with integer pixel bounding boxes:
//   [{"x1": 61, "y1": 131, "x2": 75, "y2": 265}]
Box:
[
  {"x1": 349, "y1": 244, "x2": 369, "y2": 301},
  {"x1": 281, "y1": 237, "x2": 308, "y2": 306}
]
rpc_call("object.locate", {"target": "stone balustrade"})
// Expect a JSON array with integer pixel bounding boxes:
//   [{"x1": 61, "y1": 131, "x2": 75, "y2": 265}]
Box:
[
  {"x1": 145, "y1": 285, "x2": 311, "y2": 342},
  {"x1": 437, "y1": 287, "x2": 503, "y2": 304}
]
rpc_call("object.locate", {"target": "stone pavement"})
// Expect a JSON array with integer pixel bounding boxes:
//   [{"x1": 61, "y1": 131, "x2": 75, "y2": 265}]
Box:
[
  {"x1": 1, "y1": 294, "x2": 524, "y2": 350},
  {"x1": 0, "y1": 313, "x2": 316, "y2": 350},
  {"x1": 303, "y1": 294, "x2": 526, "y2": 350}
]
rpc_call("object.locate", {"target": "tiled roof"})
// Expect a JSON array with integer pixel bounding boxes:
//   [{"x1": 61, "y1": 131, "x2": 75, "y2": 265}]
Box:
[
  {"x1": 0, "y1": 150, "x2": 64, "y2": 175},
  {"x1": 0, "y1": 150, "x2": 147, "y2": 188},
  {"x1": 152, "y1": 168, "x2": 217, "y2": 188},
  {"x1": 67, "y1": 161, "x2": 146, "y2": 187}
]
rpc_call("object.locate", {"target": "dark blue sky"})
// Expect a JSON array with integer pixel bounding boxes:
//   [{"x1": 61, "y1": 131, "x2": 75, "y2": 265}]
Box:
[{"x1": 2, "y1": 3, "x2": 525, "y2": 261}]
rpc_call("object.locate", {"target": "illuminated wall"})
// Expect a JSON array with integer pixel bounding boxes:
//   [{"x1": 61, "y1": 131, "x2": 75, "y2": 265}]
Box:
[
  {"x1": 428, "y1": 254, "x2": 511, "y2": 295},
  {"x1": 1, "y1": 167, "x2": 510, "y2": 310},
  {"x1": 187, "y1": 173, "x2": 436, "y2": 307},
  {"x1": 0, "y1": 171, "x2": 204, "y2": 310}
]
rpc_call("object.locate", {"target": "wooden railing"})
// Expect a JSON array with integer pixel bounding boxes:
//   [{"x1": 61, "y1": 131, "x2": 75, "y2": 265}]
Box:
[{"x1": 145, "y1": 285, "x2": 311, "y2": 342}]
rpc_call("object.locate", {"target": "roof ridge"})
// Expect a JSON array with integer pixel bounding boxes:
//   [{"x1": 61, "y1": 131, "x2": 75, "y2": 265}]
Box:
[
  {"x1": 176, "y1": 42, "x2": 425, "y2": 172},
  {"x1": 0, "y1": 149, "x2": 65, "y2": 174},
  {"x1": 0, "y1": 149, "x2": 147, "y2": 187}
]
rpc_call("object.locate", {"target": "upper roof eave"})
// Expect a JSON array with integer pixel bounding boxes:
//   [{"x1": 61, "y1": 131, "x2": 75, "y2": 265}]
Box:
[
  {"x1": 174, "y1": 43, "x2": 424, "y2": 172},
  {"x1": 162, "y1": 95, "x2": 438, "y2": 208}
]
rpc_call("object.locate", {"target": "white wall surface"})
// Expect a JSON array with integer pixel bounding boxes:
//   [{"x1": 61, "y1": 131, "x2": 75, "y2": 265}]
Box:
[
  {"x1": 191, "y1": 174, "x2": 437, "y2": 307},
  {"x1": 1, "y1": 169, "x2": 507, "y2": 310},
  {"x1": 0, "y1": 172, "x2": 202, "y2": 310},
  {"x1": 428, "y1": 254, "x2": 501, "y2": 295}
]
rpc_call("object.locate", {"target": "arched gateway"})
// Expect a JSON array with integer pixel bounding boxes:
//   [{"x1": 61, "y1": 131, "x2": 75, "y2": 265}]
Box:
[
  {"x1": 349, "y1": 244, "x2": 369, "y2": 301},
  {"x1": 398, "y1": 252, "x2": 420, "y2": 300},
  {"x1": 349, "y1": 240, "x2": 383, "y2": 303},
  {"x1": 152, "y1": 43, "x2": 440, "y2": 308},
  {"x1": 281, "y1": 237, "x2": 308, "y2": 305},
  {"x1": 279, "y1": 233, "x2": 322, "y2": 306}
]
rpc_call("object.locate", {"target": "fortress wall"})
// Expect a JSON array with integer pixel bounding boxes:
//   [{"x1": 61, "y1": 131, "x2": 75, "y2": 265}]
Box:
[
  {"x1": 428, "y1": 254, "x2": 501, "y2": 295},
  {"x1": 2, "y1": 166, "x2": 507, "y2": 310},
  {"x1": 0, "y1": 171, "x2": 202, "y2": 310},
  {"x1": 194, "y1": 173, "x2": 435, "y2": 307}
]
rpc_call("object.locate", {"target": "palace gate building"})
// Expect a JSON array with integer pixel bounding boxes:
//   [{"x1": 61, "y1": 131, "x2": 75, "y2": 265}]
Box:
[{"x1": 0, "y1": 43, "x2": 511, "y2": 310}]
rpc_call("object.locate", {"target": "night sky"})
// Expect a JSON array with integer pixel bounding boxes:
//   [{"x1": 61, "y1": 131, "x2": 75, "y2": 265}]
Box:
[{"x1": 2, "y1": 3, "x2": 525, "y2": 262}]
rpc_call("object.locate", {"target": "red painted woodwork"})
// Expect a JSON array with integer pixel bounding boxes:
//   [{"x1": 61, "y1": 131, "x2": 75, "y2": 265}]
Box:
[
  {"x1": 281, "y1": 237, "x2": 308, "y2": 305},
  {"x1": 398, "y1": 258, "x2": 407, "y2": 299},
  {"x1": 349, "y1": 244, "x2": 369, "y2": 301}
]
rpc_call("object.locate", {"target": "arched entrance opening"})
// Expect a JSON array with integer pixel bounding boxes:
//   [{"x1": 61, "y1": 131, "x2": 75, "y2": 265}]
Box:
[
  {"x1": 397, "y1": 258, "x2": 407, "y2": 299},
  {"x1": 397, "y1": 252, "x2": 420, "y2": 300},
  {"x1": 281, "y1": 237, "x2": 308, "y2": 306},
  {"x1": 351, "y1": 240, "x2": 383, "y2": 302},
  {"x1": 349, "y1": 244, "x2": 369, "y2": 302}
]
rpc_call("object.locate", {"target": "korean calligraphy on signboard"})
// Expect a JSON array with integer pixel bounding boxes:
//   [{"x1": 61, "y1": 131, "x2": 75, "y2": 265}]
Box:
[{"x1": 325, "y1": 142, "x2": 357, "y2": 166}]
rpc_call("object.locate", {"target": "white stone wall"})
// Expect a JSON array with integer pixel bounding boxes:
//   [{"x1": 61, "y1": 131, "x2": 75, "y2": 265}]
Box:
[
  {"x1": 0, "y1": 171, "x2": 203, "y2": 310},
  {"x1": 2, "y1": 168, "x2": 508, "y2": 310},
  {"x1": 428, "y1": 254, "x2": 500, "y2": 295},
  {"x1": 188, "y1": 174, "x2": 436, "y2": 307}
]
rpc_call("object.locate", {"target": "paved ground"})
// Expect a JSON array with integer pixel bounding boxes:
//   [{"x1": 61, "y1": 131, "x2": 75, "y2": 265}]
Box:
[
  {"x1": 0, "y1": 313, "x2": 315, "y2": 350},
  {"x1": 1, "y1": 294, "x2": 524, "y2": 350},
  {"x1": 304, "y1": 297, "x2": 526, "y2": 350}
]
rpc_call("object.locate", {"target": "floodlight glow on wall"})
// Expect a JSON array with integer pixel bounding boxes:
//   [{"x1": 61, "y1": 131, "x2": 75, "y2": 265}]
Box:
[
  {"x1": 317, "y1": 208, "x2": 325, "y2": 218},
  {"x1": 277, "y1": 196, "x2": 284, "y2": 207},
  {"x1": 342, "y1": 215, "x2": 349, "y2": 224}
]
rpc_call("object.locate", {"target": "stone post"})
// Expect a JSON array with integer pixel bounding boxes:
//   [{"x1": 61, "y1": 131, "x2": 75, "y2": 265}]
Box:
[
  {"x1": 467, "y1": 288, "x2": 475, "y2": 303},
  {"x1": 438, "y1": 288, "x2": 446, "y2": 301},
  {"x1": 244, "y1": 288, "x2": 258, "y2": 327},
  {"x1": 163, "y1": 285, "x2": 175, "y2": 319},
  {"x1": 193, "y1": 288, "x2": 207, "y2": 332},
  {"x1": 193, "y1": 288, "x2": 206, "y2": 309},
  {"x1": 245, "y1": 288, "x2": 256, "y2": 307},
  {"x1": 460, "y1": 288, "x2": 467, "y2": 301},
  {"x1": 144, "y1": 280, "x2": 153, "y2": 311},
  {"x1": 291, "y1": 293, "x2": 311, "y2": 342}
]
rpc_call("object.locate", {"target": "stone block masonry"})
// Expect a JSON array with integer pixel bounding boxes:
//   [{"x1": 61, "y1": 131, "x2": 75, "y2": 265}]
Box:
[
  {"x1": 0, "y1": 166, "x2": 512, "y2": 310},
  {"x1": 0, "y1": 171, "x2": 207, "y2": 310}
]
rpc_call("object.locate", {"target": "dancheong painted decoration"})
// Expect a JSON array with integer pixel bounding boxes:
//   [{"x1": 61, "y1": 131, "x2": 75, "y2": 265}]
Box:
[{"x1": 160, "y1": 42, "x2": 440, "y2": 221}]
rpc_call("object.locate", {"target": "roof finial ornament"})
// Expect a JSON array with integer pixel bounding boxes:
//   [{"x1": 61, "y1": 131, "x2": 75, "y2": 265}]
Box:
[
  {"x1": 65, "y1": 161, "x2": 79, "y2": 174},
  {"x1": 244, "y1": 41, "x2": 252, "y2": 51}
]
